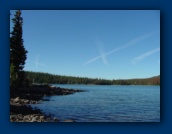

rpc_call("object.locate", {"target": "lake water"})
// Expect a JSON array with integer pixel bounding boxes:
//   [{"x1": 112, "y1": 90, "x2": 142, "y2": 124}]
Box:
[{"x1": 32, "y1": 84, "x2": 160, "y2": 122}]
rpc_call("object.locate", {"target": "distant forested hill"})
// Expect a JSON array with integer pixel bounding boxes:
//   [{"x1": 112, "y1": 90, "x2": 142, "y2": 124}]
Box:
[
  {"x1": 113, "y1": 75, "x2": 160, "y2": 85},
  {"x1": 25, "y1": 71, "x2": 160, "y2": 85}
]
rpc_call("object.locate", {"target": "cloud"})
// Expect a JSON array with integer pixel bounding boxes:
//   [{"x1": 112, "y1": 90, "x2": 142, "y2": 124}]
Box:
[
  {"x1": 132, "y1": 47, "x2": 160, "y2": 64},
  {"x1": 83, "y1": 31, "x2": 158, "y2": 65}
]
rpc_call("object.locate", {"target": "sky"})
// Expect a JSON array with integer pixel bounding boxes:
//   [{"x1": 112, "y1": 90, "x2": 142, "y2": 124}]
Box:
[{"x1": 10, "y1": 10, "x2": 160, "y2": 80}]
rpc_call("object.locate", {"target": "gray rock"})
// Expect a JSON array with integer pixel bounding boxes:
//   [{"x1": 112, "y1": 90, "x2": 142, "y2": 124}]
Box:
[
  {"x1": 63, "y1": 119, "x2": 75, "y2": 122},
  {"x1": 40, "y1": 116, "x2": 45, "y2": 120},
  {"x1": 13, "y1": 97, "x2": 20, "y2": 103},
  {"x1": 24, "y1": 100, "x2": 29, "y2": 104},
  {"x1": 28, "y1": 116, "x2": 32, "y2": 121},
  {"x1": 30, "y1": 115, "x2": 34, "y2": 118},
  {"x1": 17, "y1": 114, "x2": 23, "y2": 120},
  {"x1": 31, "y1": 116, "x2": 39, "y2": 122},
  {"x1": 23, "y1": 115, "x2": 29, "y2": 121}
]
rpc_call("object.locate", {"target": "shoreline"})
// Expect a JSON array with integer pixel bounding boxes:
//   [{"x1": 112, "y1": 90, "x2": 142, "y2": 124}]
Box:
[{"x1": 10, "y1": 84, "x2": 85, "y2": 122}]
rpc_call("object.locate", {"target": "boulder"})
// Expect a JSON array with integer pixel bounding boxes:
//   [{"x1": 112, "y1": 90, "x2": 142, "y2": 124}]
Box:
[
  {"x1": 17, "y1": 114, "x2": 23, "y2": 120},
  {"x1": 23, "y1": 115, "x2": 29, "y2": 121},
  {"x1": 40, "y1": 116, "x2": 45, "y2": 120},
  {"x1": 31, "y1": 116, "x2": 39, "y2": 122},
  {"x1": 13, "y1": 97, "x2": 20, "y2": 103}
]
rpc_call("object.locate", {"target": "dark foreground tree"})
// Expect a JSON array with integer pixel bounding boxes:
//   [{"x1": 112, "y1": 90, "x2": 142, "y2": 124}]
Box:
[{"x1": 10, "y1": 10, "x2": 28, "y2": 88}]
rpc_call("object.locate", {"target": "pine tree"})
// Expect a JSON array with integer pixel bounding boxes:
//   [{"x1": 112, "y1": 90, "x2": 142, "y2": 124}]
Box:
[{"x1": 10, "y1": 10, "x2": 28, "y2": 87}]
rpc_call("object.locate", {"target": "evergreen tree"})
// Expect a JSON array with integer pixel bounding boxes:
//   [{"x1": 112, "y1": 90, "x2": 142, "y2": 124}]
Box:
[
  {"x1": 10, "y1": 10, "x2": 28, "y2": 87},
  {"x1": 10, "y1": 63, "x2": 17, "y2": 87}
]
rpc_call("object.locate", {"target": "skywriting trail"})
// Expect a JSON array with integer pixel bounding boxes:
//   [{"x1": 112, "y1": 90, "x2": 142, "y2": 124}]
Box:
[{"x1": 83, "y1": 31, "x2": 158, "y2": 65}]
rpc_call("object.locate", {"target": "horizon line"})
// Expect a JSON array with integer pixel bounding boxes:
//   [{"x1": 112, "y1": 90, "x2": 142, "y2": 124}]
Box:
[{"x1": 24, "y1": 69, "x2": 160, "y2": 80}]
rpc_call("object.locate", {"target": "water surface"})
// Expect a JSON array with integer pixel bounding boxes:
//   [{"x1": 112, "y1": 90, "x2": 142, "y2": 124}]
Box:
[{"x1": 32, "y1": 84, "x2": 160, "y2": 122}]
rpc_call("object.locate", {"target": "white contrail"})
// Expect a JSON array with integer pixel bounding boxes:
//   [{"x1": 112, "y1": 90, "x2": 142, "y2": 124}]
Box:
[
  {"x1": 99, "y1": 49, "x2": 108, "y2": 65},
  {"x1": 83, "y1": 31, "x2": 158, "y2": 65},
  {"x1": 132, "y1": 47, "x2": 160, "y2": 64},
  {"x1": 35, "y1": 55, "x2": 47, "y2": 68},
  {"x1": 96, "y1": 39, "x2": 108, "y2": 65}
]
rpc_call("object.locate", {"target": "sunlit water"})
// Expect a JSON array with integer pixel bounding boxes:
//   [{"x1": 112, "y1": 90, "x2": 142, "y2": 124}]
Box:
[{"x1": 31, "y1": 84, "x2": 160, "y2": 122}]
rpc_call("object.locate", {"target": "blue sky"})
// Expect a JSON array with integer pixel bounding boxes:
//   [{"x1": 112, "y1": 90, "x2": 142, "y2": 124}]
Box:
[{"x1": 10, "y1": 10, "x2": 160, "y2": 80}]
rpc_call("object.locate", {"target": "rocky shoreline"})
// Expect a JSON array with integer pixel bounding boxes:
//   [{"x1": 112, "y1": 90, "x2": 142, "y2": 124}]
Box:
[{"x1": 10, "y1": 84, "x2": 85, "y2": 122}]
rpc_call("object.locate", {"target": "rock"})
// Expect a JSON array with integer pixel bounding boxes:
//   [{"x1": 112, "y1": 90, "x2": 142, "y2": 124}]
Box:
[
  {"x1": 30, "y1": 101, "x2": 37, "y2": 104},
  {"x1": 24, "y1": 100, "x2": 29, "y2": 104},
  {"x1": 40, "y1": 116, "x2": 45, "y2": 120},
  {"x1": 23, "y1": 115, "x2": 29, "y2": 121},
  {"x1": 10, "y1": 115, "x2": 16, "y2": 122},
  {"x1": 63, "y1": 119, "x2": 75, "y2": 122},
  {"x1": 10, "y1": 84, "x2": 85, "y2": 122},
  {"x1": 13, "y1": 97, "x2": 20, "y2": 103},
  {"x1": 28, "y1": 116, "x2": 32, "y2": 121},
  {"x1": 17, "y1": 114, "x2": 23, "y2": 120},
  {"x1": 31, "y1": 116, "x2": 39, "y2": 122},
  {"x1": 53, "y1": 117, "x2": 59, "y2": 122}
]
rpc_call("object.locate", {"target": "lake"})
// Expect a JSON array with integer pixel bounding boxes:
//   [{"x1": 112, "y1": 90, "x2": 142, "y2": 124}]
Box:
[{"x1": 31, "y1": 84, "x2": 160, "y2": 122}]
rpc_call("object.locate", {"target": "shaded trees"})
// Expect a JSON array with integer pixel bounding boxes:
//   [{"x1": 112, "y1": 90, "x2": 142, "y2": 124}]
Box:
[
  {"x1": 10, "y1": 10, "x2": 28, "y2": 87},
  {"x1": 25, "y1": 71, "x2": 160, "y2": 85}
]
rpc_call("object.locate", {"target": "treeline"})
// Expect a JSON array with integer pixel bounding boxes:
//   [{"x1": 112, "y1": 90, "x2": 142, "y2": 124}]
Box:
[
  {"x1": 25, "y1": 71, "x2": 112, "y2": 85},
  {"x1": 113, "y1": 76, "x2": 160, "y2": 85},
  {"x1": 25, "y1": 71, "x2": 160, "y2": 85}
]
